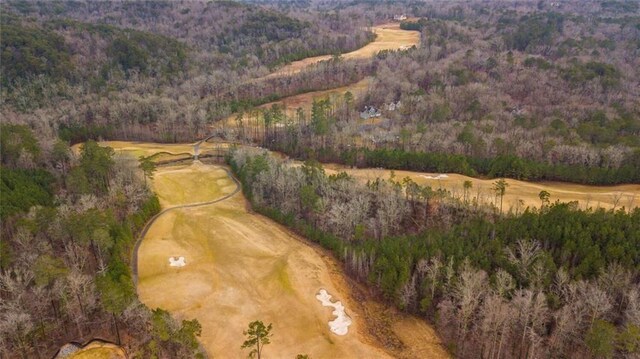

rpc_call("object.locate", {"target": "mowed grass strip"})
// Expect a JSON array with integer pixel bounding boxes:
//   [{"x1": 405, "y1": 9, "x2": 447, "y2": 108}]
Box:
[
  {"x1": 322, "y1": 165, "x2": 640, "y2": 212},
  {"x1": 265, "y1": 23, "x2": 421, "y2": 79}
]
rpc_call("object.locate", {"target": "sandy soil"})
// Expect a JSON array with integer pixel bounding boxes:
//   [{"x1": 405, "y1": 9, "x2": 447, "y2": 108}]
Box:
[
  {"x1": 322, "y1": 164, "x2": 640, "y2": 211},
  {"x1": 263, "y1": 23, "x2": 420, "y2": 79},
  {"x1": 127, "y1": 153, "x2": 448, "y2": 359}
]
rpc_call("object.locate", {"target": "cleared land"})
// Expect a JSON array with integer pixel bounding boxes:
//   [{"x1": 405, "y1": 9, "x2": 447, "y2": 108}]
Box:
[
  {"x1": 322, "y1": 164, "x2": 640, "y2": 211},
  {"x1": 108, "y1": 142, "x2": 447, "y2": 359},
  {"x1": 78, "y1": 141, "x2": 225, "y2": 158},
  {"x1": 264, "y1": 23, "x2": 420, "y2": 79},
  {"x1": 213, "y1": 23, "x2": 418, "y2": 138}
]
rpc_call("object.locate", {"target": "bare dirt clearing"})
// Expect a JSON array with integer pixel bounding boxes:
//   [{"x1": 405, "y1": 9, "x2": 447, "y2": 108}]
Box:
[
  {"x1": 322, "y1": 164, "x2": 640, "y2": 211},
  {"x1": 264, "y1": 23, "x2": 420, "y2": 79},
  {"x1": 107, "y1": 142, "x2": 447, "y2": 359}
]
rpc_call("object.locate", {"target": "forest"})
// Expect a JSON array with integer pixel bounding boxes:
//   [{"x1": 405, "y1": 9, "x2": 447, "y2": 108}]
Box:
[
  {"x1": 1, "y1": 0, "x2": 639, "y2": 358},
  {"x1": 3, "y1": 0, "x2": 638, "y2": 184},
  {"x1": 0, "y1": 124, "x2": 204, "y2": 357},
  {"x1": 229, "y1": 147, "x2": 640, "y2": 359}
]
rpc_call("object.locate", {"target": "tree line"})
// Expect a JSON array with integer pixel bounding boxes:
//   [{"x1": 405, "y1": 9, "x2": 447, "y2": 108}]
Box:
[
  {"x1": 228, "y1": 147, "x2": 640, "y2": 359},
  {"x1": 0, "y1": 125, "x2": 203, "y2": 358}
]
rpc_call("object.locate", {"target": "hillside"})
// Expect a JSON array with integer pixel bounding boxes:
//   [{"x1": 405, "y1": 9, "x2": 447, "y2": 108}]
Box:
[{"x1": 1, "y1": 1, "x2": 640, "y2": 359}]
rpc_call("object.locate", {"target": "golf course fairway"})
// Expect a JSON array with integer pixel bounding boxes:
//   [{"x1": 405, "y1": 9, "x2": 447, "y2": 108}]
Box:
[{"x1": 125, "y1": 145, "x2": 448, "y2": 358}]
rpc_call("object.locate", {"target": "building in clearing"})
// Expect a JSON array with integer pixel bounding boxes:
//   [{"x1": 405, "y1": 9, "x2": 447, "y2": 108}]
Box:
[
  {"x1": 360, "y1": 106, "x2": 382, "y2": 120},
  {"x1": 394, "y1": 14, "x2": 407, "y2": 21}
]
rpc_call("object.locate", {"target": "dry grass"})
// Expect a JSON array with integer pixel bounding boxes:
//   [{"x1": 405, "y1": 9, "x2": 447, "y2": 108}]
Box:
[
  {"x1": 263, "y1": 23, "x2": 420, "y2": 79},
  {"x1": 81, "y1": 141, "x2": 229, "y2": 158},
  {"x1": 97, "y1": 141, "x2": 640, "y2": 212},
  {"x1": 72, "y1": 141, "x2": 195, "y2": 158},
  {"x1": 68, "y1": 342, "x2": 126, "y2": 359},
  {"x1": 215, "y1": 77, "x2": 373, "y2": 134},
  {"x1": 322, "y1": 164, "x2": 640, "y2": 212},
  {"x1": 105, "y1": 142, "x2": 448, "y2": 359},
  {"x1": 151, "y1": 162, "x2": 236, "y2": 207}
]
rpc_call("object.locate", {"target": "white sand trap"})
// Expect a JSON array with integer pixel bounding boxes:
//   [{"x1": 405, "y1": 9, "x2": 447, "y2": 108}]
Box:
[
  {"x1": 420, "y1": 174, "x2": 449, "y2": 180},
  {"x1": 316, "y1": 289, "x2": 352, "y2": 335},
  {"x1": 169, "y1": 256, "x2": 186, "y2": 267}
]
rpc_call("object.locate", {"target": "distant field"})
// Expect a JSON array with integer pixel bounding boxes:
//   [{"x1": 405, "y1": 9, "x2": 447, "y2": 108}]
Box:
[
  {"x1": 264, "y1": 23, "x2": 420, "y2": 79},
  {"x1": 213, "y1": 23, "x2": 419, "y2": 139},
  {"x1": 79, "y1": 141, "x2": 235, "y2": 163},
  {"x1": 323, "y1": 165, "x2": 640, "y2": 212}
]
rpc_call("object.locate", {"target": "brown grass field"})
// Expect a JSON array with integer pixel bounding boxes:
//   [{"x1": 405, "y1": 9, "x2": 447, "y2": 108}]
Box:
[
  {"x1": 214, "y1": 22, "x2": 419, "y2": 136},
  {"x1": 103, "y1": 141, "x2": 448, "y2": 359},
  {"x1": 152, "y1": 163, "x2": 237, "y2": 207},
  {"x1": 67, "y1": 341, "x2": 126, "y2": 359},
  {"x1": 263, "y1": 23, "x2": 420, "y2": 79},
  {"x1": 74, "y1": 141, "x2": 225, "y2": 158},
  {"x1": 322, "y1": 164, "x2": 640, "y2": 212}
]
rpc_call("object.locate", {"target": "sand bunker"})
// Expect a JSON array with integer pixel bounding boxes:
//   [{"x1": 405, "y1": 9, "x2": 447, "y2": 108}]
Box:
[
  {"x1": 169, "y1": 256, "x2": 186, "y2": 267},
  {"x1": 316, "y1": 289, "x2": 352, "y2": 336},
  {"x1": 420, "y1": 174, "x2": 449, "y2": 179}
]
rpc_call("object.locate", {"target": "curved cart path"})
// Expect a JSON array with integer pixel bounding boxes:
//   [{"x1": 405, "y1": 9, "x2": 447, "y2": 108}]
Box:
[{"x1": 131, "y1": 165, "x2": 241, "y2": 284}]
